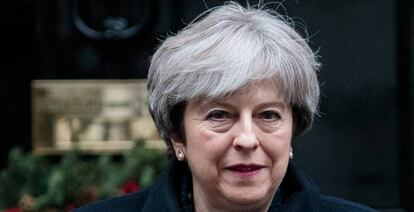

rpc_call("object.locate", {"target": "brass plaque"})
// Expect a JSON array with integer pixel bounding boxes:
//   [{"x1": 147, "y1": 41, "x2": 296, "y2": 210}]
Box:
[{"x1": 32, "y1": 80, "x2": 164, "y2": 155}]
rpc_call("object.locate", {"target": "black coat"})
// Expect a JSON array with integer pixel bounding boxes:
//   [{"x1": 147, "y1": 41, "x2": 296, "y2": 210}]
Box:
[{"x1": 75, "y1": 160, "x2": 377, "y2": 212}]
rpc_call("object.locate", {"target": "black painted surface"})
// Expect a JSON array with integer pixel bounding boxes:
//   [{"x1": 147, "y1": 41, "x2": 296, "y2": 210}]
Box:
[
  {"x1": 283, "y1": 0, "x2": 401, "y2": 209},
  {"x1": 397, "y1": 0, "x2": 414, "y2": 210}
]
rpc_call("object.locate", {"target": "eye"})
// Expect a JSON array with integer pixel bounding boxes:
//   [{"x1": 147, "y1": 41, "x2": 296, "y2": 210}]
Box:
[
  {"x1": 206, "y1": 110, "x2": 231, "y2": 121},
  {"x1": 259, "y1": 111, "x2": 281, "y2": 122}
]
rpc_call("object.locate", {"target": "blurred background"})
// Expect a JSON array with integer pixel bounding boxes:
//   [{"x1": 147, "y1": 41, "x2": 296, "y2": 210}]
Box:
[{"x1": 0, "y1": 0, "x2": 412, "y2": 211}]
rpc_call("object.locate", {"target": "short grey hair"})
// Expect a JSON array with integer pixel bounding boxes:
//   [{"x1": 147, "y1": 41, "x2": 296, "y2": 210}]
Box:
[{"x1": 147, "y1": 2, "x2": 320, "y2": 149}]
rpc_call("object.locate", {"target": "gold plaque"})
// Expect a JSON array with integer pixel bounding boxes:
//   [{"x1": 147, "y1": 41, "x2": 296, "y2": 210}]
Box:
[{"x1": 32, "y1": 80, "x2": 164, "y2": 155}]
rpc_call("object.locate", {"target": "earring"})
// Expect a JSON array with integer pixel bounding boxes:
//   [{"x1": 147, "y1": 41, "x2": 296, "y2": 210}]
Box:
[
  {"x1": 289, "y1": 149, "x2": 294, "y2": 159},
  {"x1": 177, "y1": 150, "x2": 185, "y2": 161}
]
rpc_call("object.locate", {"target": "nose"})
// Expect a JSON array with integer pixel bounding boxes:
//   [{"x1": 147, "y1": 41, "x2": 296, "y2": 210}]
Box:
[{"x1": 232, "y1": 115, "x2": 259, "y2": 151}]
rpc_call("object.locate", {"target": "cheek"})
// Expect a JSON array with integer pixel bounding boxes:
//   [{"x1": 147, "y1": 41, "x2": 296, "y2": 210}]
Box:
[
  {"x1": 260, "y1": 130, "x2": 293, "y2": 160},
  {"x1": 185, "y1": 127, "x2": 230, "y2": 161},
  {"x1": 262, "y1": 139, "x2": 290, "y2": 161},
  {"x1": 184, "y1": 129, "x2": 233, "y2": 182}
]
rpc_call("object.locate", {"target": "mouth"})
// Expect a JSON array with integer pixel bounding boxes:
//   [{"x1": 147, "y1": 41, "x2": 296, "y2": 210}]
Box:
[{"x1": 226, "y1": 164, "x2": 265, "y2": 177}]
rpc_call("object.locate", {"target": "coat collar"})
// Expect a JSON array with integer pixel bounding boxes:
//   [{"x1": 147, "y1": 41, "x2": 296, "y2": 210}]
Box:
[
  {"x1": 279, "y1": 163, "x2": 321, "y2": 211},
  {"x1": 141, "y1": 160, "x2": 186, "y2": 212}
]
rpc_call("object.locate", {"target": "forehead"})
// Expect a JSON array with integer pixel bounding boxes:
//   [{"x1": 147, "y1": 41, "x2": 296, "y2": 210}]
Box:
[
  {"x1": 231, "y1": 80, "x2": 280, "y2": 95},
  {"x1": 191, "y1": 80, "x2": 286, "y2": 107}
]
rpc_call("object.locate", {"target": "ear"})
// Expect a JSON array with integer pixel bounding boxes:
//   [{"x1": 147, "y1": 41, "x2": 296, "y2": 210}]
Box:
[{"x1": 171, "y1": 136, "x2": 186, "y2": 154}]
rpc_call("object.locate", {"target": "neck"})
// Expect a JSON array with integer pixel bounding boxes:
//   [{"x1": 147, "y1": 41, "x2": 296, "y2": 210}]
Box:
[{"x1": 192, "y1": 182, "x2": 274, "y2": 212}]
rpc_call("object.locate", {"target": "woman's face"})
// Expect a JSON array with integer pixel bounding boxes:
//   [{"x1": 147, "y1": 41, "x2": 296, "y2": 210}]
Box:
[{"x1": 173, "y1": 80, "x2": 293, "y2": 210}]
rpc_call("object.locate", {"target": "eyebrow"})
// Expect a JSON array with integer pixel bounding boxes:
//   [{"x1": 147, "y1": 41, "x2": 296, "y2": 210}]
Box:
[
  {"x1": 197, "y1": 99, "x2": 288, "y2": 111},
  {"x1": 195, "y1": 99, "x2": 229, "y2": 111},
  {"x1": 255, "y1": 101, "x2": 289, "y2": 110}
]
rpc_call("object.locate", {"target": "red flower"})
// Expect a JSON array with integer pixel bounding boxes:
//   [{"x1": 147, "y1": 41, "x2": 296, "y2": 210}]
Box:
[
  {"x1": 120, "y1": 179, "x2": 140, "y2": 194},
  {"x1": 5, "y1": 207, "x2": 20, "y2": 212},
  {"x1": 66, "y1": 204, "x2": 76, "y2": 211}
]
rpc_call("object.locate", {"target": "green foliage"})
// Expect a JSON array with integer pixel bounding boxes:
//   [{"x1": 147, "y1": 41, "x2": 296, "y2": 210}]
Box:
[
  {"x1": 0, "y1": 140, "x2": 168, "y2": 210},
  {"x1": 0, "y1": 148, "x2": 51, "y2": 209}
]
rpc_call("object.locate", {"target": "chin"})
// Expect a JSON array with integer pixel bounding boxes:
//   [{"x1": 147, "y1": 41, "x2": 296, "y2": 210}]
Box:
[
  {"x1": 225, "y1": 195, "x2": 270, "y2": 211},
  {"x1": 224, "y1": 187, "x2": 272, "y2": 206}
]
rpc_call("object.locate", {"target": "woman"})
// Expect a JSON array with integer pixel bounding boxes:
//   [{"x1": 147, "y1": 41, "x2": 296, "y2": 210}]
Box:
[{"x1": 76, "y1": 2, "x2": 376, "y2": 211}]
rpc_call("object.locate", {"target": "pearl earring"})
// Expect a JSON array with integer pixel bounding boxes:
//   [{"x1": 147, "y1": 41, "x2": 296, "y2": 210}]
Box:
[
  {"x1": 177, "y1": 150, "x2": 185, "y2": 161},
  {"x1": 289, "y1": 149, "x2": 294, "y2": 159}
]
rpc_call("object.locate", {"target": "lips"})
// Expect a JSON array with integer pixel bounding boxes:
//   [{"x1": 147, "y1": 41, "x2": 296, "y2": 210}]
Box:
[{"x1": 226, "y1": 164, "x2": 265, "y2": 177}]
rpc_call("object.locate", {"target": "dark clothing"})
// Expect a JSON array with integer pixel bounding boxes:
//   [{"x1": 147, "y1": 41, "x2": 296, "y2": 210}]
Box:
[{"x1": 75, "y1": 160, "x2": 377, "y2": 212}]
